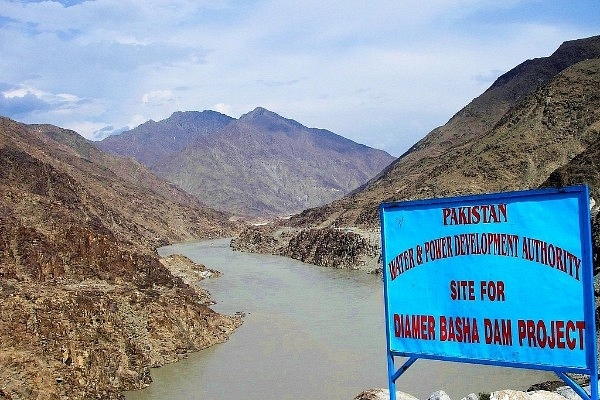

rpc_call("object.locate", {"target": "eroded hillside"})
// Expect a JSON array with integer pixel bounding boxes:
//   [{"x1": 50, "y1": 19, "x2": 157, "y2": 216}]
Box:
[{"x1": 0, "y1": 118, "x2": 242, "y2": 399}]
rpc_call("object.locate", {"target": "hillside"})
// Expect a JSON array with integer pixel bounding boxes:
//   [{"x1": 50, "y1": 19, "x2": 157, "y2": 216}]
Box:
[
  {"x1": 290, "y1": 35, "x2": 600, "y2": 229},
  {"x1": 231, "y1": 35, "x2": 600, "y2": 271},
  {"x1": 98, "y1": 107, "x2": 395, "y2": 217},
  {"x1": 0, "y1": 118, "x2": 241, "y2": 399}
]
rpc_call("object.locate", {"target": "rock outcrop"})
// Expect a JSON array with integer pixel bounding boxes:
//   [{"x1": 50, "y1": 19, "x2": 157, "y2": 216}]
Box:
[{"x1": 231, "y1": 225, "x2": 380, "y2": 270}]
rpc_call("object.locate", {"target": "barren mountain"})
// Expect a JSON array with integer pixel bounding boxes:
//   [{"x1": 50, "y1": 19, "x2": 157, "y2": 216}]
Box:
[
  {"x1": 291, "y1": 35, "x2": 600, "y2": 230},
  {"x1": 0, "y1": 118, "x2": 241, "y2": 399},
  {"x1": 231, "y1": 35, "x2": 600, "y2": 271},
  {"x1": 98, "y1": 107, "x2": 395, "y2": 217},
  {"x1": 98, "y1": 110, "x2": 234, "y2": 168}
]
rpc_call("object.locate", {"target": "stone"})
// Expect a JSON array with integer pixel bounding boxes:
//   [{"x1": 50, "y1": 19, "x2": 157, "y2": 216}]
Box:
[
  {"x1": 429, "y1": 390, "x2": 452, "y2": 400},
  {"x1": 354, "y1": 388, "x2": 420, "y2": 400},
  {"x1": 490, "y1": 390, "x2": 530, "y2": 400}
]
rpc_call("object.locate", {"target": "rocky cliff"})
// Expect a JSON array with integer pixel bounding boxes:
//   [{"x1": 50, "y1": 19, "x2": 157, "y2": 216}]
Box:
[{"x1": 0, "y1": 117, "x2": 242, "y2": 399}]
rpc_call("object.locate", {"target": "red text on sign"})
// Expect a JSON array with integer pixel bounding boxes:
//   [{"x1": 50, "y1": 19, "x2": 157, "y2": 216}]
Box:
[{"x1": 517, "y1": 319, "x2": 585, "y2": 350}]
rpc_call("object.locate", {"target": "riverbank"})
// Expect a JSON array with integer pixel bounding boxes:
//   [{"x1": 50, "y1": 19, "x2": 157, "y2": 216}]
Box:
[
  {"x1": 230, "y1": 224, "x2": 382, "y2": 272},
  {"x1": 0, "y1": 252, "x2": 241, "y2": 399},
  {"x1": 354, "y1": 382, "x2": 595, "y2": 400}
]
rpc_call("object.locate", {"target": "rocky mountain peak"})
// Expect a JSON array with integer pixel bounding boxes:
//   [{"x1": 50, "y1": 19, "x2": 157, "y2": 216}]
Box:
[
  {"x1": 97, "y1": 109, "x2": 234, "y2": 167},
  {"x1": 100, "y1": 107, "x2": 395, "y2": 217},
  {"x1": 238, "y1": 106, "x2": 306, "y2": 133},
  {"x1": 168, "y1": 109, "x2": 233, "y2": 125},
  {"x1": 241, "y1": 106, "x2": 270, "y2": 118}
]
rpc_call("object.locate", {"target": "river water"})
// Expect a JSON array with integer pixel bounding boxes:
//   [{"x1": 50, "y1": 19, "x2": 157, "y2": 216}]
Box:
[{"x1": 125, "y1": 239, "x2": 553, "y2": 400}]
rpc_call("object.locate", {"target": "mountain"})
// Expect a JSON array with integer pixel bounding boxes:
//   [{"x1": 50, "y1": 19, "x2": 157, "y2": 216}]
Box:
[
  {"x1": 230, "y1": 35, "x2": 600, "y2": 271},
  {"x1": 291, "y1": 35, "x2": 600, "y2": 229},
  {"x1": 98, "y1": 110, "x2": 234, "y2": 168},
  {"x1": 290, "y1": 36, "x2": 600, "y2": 228},
  {"x1": 0, "y1": 117, "x2": 241, "y2": 399},
  {"x1": 98, "y1": 107, "x2": 395, "y2": 217}
]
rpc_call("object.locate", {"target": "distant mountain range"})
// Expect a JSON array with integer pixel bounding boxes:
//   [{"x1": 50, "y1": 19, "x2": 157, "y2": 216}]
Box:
[
  {"x1": 232, "y1": 35, "x2": 600, "y2": 272},
  {"x1": 98, "y1": 107, "x2": 395, "y2": 217}
]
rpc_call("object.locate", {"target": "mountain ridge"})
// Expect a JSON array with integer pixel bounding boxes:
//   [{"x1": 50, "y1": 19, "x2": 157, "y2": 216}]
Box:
[
  {"x1": 291, "y1": 35, "x2": 600, "y2": 230},
  {"x1": 98, "y1": 107, "x2": 396, "y2": 217},
  {"x1": 99, "y1": 110, "x2": 234, "y2": 168}
]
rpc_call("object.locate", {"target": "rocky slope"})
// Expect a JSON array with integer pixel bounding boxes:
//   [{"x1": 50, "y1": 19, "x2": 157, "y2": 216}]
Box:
[
  {"x1": 0, "y1": 117, "x2": 242, "y2": 399},
  {"x1": 98, "y1": 107, "x2": 395, "y2": 217},
  {"x1": 291, "y1": 35, "x2": 600, "y2": 230},
  {"x1": 231, "y1": 35, "x2": 600, "y2": 272}
]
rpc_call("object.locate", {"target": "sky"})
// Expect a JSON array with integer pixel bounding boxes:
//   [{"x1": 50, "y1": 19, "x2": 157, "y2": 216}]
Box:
[{"x1": 0, "y1": 1, "x2": 599, "y2": 156}]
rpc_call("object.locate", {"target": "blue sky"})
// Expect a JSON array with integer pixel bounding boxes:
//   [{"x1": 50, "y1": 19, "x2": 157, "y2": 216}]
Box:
[{"x1": 0, "y1": 1, "x2": 598, "y2": 156}]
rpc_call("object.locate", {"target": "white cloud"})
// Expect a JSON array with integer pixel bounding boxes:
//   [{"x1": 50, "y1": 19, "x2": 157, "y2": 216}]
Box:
[
  {"x1": 0, "y1": 84, "x2": 91, "y2": 116},
  {"x1": 128, "y1": 114, "x2": 148, "y2": 128},
  {"x1": 66, "y1": 120, "x2": 110, "y2": 139},
  {"x1": 142, "y1": 90, "x2": 176, "y2": 106}
]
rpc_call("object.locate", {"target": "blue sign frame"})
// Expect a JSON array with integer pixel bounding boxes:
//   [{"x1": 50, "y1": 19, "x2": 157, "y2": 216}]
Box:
[{"x1": 380, "y1": 186, "x2": 597, "y2": 400}]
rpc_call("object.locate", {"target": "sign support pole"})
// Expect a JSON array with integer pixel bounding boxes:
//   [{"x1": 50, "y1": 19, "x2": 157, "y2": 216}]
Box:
[
  {"x1": 388, "y1": 355, "x2": 418, "y2": 400},
  {"x1": 387, "y1": 353, "x2": 397, "y2": 400},
  {"x1": 555, "y1": 372, "x2": 597, "y2": 400}
]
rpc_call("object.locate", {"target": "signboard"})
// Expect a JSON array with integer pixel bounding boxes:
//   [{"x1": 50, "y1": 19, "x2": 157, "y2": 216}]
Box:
[{"x1": 380, "y1": 186, "x2": 597, "y2": 400}]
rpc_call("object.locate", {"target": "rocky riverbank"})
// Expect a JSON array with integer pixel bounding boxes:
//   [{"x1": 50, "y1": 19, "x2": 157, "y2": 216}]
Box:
[
  {"x1": 354, "y1": 382, "x2": 596, "y2": 400},
  {"x1": 231, "y1": 224, "x2": 382, "y2": 272},
  {"x1": 0, "y1": 118, "x2": 246, "y2": 399},
  {"x1": 0, "y1": 254, "x2": 241, "y2": 400}
]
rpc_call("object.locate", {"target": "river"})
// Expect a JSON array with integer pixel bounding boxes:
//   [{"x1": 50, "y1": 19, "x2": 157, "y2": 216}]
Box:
[{"x1": 125, "y1": 238, "x2": 554, "y2": 400}]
